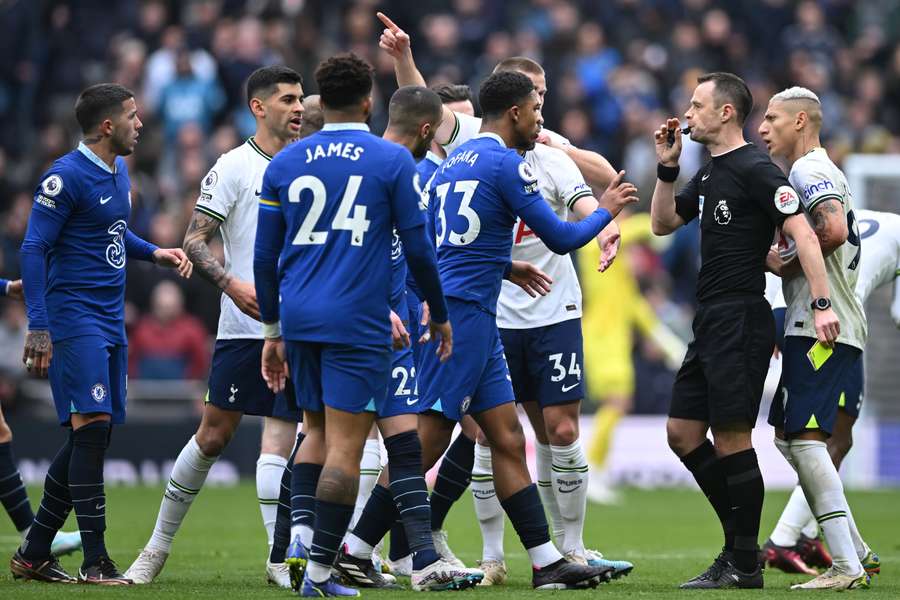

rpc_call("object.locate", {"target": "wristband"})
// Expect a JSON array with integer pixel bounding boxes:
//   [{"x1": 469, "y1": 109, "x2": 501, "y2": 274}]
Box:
[
  {"x1": 262, "y1": 321, "x2": 282, "y2": 339},
  {"x1": 657, "y1": 163, "x2": 680, "y2": 183}
]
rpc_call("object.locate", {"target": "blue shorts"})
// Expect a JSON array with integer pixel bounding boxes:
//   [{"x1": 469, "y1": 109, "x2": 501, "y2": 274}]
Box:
[
  {"x1": 418, "y1": 298, "x2": 515, "y2": 422},
  {"x1": 773, "y1": 307, "x2": 786, "y2": 352},
  {"x1": 368, "y1": 345, "x2": 419, "y2": 418},
  {"x1": 408, "y1": 303, "x2": 423, "y2": 373},
  {"x1": 49, "y1": 336, "x2": 127, "y2": 426},
  {"x1": 839, "y1": 354, "x2": 863, "y2": 419},
  {"x1": 500, "y1": 318, "x2": 584, "y2": 408},
  {"x1": 285, "y1": 341, "x2": 390, "y2": 414},
  {"x1": 768, "y1": 336, "x2": 861, "y2": 436},
  {"x1": 206, "y1": 339, "x2": 300, "y2": 421}
]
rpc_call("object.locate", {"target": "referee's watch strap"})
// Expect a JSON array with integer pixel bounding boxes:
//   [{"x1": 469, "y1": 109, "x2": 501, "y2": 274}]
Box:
[{"x1": 657, "y1": 163, "x2": 680, "y2": 183}]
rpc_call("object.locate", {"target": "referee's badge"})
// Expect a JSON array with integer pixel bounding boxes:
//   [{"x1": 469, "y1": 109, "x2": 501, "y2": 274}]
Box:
[{"x1": 774, "y1": 185, "x2": 800, "y2": 214}]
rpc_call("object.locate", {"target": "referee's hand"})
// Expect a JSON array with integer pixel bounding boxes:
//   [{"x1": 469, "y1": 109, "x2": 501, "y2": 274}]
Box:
[
  {"x1": 814, "y1": 307, "x2": 840, "y2": 347},
  {"x1": 654, "y1": 118, "x2": 683, "y2": 166}
]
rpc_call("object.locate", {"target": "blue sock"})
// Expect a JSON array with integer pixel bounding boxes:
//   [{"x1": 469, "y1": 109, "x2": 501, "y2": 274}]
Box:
[
  {"x1": 0, "y1": 441, "x2": 34, "y2": 533},
  {"x1": 389, "y1": 522, "x2": 409, "y2": 561},
  {"x1": 384, "y1": 431, "x2": 439, "y2": 570},
  {"x1": 351, "y1": 484, "x2": 397, "y2": 547},
  {"x1": 21, "y1": 434, "x2": 73, "y2": 560},
  {"x1": 270, "y1": 431, "x2": 304, "y2": 563},
  {"x1": 291, "y1": 462, "x2": 321, "y2": 538},
  {"x1": 430, "y1": 433, "x2": 474, "y2": 530},
  {"x1": 500, "y1": 484, "x2": 552, "y2": 550},
  {"x1": 69, "y1": 421, "x2": 110, "y2": 568},
  {"x1": 309, "y1": 499, "x2": 354, "y2": 579}
]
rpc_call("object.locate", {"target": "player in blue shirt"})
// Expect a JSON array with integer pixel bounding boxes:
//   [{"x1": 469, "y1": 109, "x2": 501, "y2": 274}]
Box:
[
  {"x1": 12, "y1": 84, "x2": 191, "y2": 586},
  {"x1": 335, "y1": 85, "x2": 483, "y2": 591},
  {"x1": 419, "y1": 71, "x2": 637, "y2": 590},
  {"x1": 253, "y1": 55, "x2": 452, "y2": 597}
]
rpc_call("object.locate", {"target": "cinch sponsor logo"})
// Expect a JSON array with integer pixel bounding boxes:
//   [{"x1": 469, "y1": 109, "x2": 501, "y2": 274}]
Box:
[{"x1": 803, "y1": 179, "x2": 834, "y2": 199}]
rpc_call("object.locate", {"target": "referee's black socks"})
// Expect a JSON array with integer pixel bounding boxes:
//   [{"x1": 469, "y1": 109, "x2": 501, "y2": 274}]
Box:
[
  {"x1": 719, "y1": 448, "x2": 764, "y2": 572},
  {"x1": 680, "y1": 440, "x2": 736, "y2": 552},
  {"x1": 70, "y1": 421, "x2": 111, "y2": 568}
]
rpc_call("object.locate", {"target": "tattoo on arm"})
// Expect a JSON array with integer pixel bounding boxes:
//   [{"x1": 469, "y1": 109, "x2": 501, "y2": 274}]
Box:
[
  {"x1": 183, "y1": 211, "x2": 231, "y2": 290},
  {"x1": 811, "y1": 199, "x2": 843, "y2": 250}
]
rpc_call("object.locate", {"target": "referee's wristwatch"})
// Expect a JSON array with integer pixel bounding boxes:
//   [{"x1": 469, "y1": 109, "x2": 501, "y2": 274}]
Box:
[{"x1": 810, "y1": 297, "x2": 832, "y2": 311}]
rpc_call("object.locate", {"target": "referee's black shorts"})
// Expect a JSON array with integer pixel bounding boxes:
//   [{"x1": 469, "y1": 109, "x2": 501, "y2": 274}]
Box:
[{"x1": 669, "y1": 295, "x2": 775, "y2": 428}]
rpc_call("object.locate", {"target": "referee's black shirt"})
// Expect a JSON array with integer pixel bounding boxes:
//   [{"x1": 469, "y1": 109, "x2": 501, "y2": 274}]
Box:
[{"x1": 674, "y1": 143, "x2": 802, "y2": 303}]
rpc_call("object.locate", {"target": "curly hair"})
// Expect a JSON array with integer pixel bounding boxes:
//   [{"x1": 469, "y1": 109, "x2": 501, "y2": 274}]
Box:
[
  {"x1": 478, "y1": 71, "x2": 535, "y2": 120},
  {"x1": 314, "y1": 53, "x2": 374, "y2": 110}
]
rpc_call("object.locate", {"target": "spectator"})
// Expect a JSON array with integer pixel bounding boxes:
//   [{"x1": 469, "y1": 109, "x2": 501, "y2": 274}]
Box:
[{"x1": 129, "y1": 280, "x2": 210, "y2": 380}]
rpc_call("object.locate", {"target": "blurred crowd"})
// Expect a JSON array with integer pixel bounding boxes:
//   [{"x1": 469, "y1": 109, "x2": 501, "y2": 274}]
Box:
[{"x1": 1, "y1": 0, "x2": 898, "y2": 410}]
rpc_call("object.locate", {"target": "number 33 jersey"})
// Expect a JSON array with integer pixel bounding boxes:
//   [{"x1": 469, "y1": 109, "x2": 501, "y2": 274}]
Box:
[
  {"x1": 783, "y1": 148, "x2": 866, "y2": 349},
  {"x1": 29, "y1": 146, "x2": 134, "y2": 344},
  {"x1": 259, "y1": 123, "x2": 424, "y2": 344}
]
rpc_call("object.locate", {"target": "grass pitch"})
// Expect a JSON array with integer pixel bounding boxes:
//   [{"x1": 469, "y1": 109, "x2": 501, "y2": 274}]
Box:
[{"x1": 1, "y1": 484, "x2": 897, "y2": 598}]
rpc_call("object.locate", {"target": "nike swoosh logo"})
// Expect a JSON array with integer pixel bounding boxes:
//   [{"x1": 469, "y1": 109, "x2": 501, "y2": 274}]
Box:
[
  {"x1": 558, "y1": 486, "x2": 582, "y2": 494},
  {"x1": 406, "y1": 398, "x2": 419, "y2": 405},
  {"x1": 99, "y1": 196, "x2": 112, "y2": 204},
  {"x1": 255, "y1": 189, "x2": 262, "y2": 197},
  {"x1": 96, "y1": 503, "x2": 105, "y2": 510},
  {"x1": 561, "y1": 382, "x2": 579, "y2": 393},
  {"x1": 701, "y1": 173, "x2": 710, "y2": 181}
]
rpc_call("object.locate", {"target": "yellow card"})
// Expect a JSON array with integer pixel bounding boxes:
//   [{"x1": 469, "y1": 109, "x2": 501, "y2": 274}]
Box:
[{"x1": 807, "y1": 341, "x2": 833, "y2": 371}]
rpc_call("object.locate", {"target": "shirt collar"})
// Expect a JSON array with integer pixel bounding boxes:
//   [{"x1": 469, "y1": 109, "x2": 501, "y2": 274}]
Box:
[
  {"x1": 322, "y1": 123, "x2": 370, "y2": 132},
  {"x1": 424, "y1": 150, "x2": 442, "y2": 165},
  {"x1": 78, "y1": 141, "x2": 116, "y2": 173},
  {"x1": 474, "y1": 132, "x2": 506, "y2": 147}
]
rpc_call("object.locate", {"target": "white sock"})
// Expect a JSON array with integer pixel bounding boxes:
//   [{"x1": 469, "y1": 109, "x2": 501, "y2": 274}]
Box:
[
  {"x1": 292, "y1": 523, "x2": 314, "y2": 550},
  {"x1": 350, "y1": 439, "x2": 381, "y2": 531},
  {"x1": 790, "y1": 440, "x2": 863, "y2": 576},
  {"x1": 147, "y1": 436, "x2": 217, "y2": 552},
  {"x1": 771, "y1": 485, "x2": 813, "y2": 547},
  {"x1": 774, "y1": 437, "x2": 793, "y2": 466},
  {"x1": 256, "y1": 453, "x2": 287, "y2": 552},
  {"x1": 846, "y1": 506, "x2": 871, "y2": 560},
  {"x1": 801, "y1": 516, "x2": 819, "y2": 539},
  {"x1": 528, "y1": 540, "x2": 563, "y2": 569},
  {"x1": 472, "y1": 443, "x2": 505, "y2": 562},
  {"x1": 550, "y1": 440, "x2": 588, "y2": 556},
  {"x1": 306, "y1": 561, "x2": 333, "y2": 584},
  {"x1": 344, "y1": 532, "x2": 374, "y2": 560},
  {"x1": 535, "y1": 442, "x2": 565, "y2": 550}
]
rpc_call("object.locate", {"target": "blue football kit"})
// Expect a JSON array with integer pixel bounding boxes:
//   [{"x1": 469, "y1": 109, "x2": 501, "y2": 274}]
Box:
[
  {"x1": 20, "y1": 143, "x2": 158, "y2": 425},
  {"x1": 417, "y1": 133, "x2": 613, "y2": 421},
  {"x1": 253, "y1": 123, "x2": 447, "y2": 415}
]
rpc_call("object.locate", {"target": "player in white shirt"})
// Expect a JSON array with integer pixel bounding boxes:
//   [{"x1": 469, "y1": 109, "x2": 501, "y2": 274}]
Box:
[
  {"x1": 125, "y1": 67, "x2": 305, "y2": 588},
  {"x1": 762, "y1": 208, "x2": 898, "y2": 579},
  {"x1": 376, "y1": 12, "x2": 634, "y2": 583},
  {"x1": 760, "y1": 87, "x2": 875, "y2": 590}
]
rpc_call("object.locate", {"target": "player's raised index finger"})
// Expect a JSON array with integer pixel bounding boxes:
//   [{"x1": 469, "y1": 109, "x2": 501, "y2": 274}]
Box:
[{"x1": 376, "y1": 12, "x2": 400, "y2": 32}]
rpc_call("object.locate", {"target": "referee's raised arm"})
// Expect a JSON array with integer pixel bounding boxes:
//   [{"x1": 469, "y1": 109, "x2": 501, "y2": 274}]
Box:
[{"x1": 650, "y1": 117, "x2": 687, "y2": 235}]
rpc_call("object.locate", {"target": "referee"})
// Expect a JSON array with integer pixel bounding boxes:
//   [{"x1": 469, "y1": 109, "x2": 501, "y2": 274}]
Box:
[{"x1": 650, "y1": 72, "x2": 839, "y2": 589}]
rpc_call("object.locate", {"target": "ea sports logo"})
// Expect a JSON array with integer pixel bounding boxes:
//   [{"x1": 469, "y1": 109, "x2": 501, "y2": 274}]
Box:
[{"x1": 91, "y1": 383, "x2": 107, "y2": 403}]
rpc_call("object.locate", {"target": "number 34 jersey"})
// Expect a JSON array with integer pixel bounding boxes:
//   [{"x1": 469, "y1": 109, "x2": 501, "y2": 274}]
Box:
[
  {"x1": 29, "y1": 147, "x2": 134, "y2": 344},
  {"x1": 783, "y1": 148, "x2": 866, "y2": 349},
  {"x1": 259, "y1": 123, "x2": 424, "y2": 344}
]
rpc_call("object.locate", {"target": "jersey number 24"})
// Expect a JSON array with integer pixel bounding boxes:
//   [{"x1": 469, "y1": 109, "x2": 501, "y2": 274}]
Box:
[{"x1": 289, "y1": 175, "x2": 371, "y2": 247}]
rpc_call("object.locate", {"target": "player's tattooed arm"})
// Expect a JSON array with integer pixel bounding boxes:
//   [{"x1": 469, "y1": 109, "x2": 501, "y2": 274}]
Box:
[
  {"x1": 183, "y1": 211, "x2": 230, "y2": 290},
  {"x1": 810, "y1": 199, "x2": 849, "y2": 257},
  {"x1": 184, "y1": 210, "x2": 261, "y2": 319},
  {"x1": 23, "y1": 329, "x2": 52, "y2": 378}
]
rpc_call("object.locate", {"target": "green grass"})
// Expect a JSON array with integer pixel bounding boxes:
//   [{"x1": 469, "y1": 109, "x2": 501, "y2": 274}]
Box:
[{"x1": 1, "y1": 484, "x2": 897, "y2": 597}]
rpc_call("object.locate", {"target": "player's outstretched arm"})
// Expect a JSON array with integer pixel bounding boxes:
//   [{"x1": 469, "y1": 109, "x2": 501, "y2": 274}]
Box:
[
  {"x1": 651, "y1": 118, "x2": 687, "y2": 235},
  {"x1": 376, "y1": 11, "x2": 457, "y2": 145},
  {"x1": 572, "y1": 196, "x2": 621, "y2": 272},
  {"x1": 783, "y1": 213, "x2": 840, "y2": 346},
  {"x1": 184, "y1": 210, "x2": 258, "y2": 319},
  {"x1": 123, "y1": 227, "x2": 193, "y2": 277},
  {"x1": 518, "y1": 170, "x2": 637, "y2": 255},
  {"x1": 505, "y1": 260, "x2": 553, "y2": 297}
]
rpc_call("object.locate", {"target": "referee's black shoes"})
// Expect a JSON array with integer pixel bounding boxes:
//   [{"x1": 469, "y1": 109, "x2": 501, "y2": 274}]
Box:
[{"x1": 680, "y1": 549, "x2": 764, "y2": 589}]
